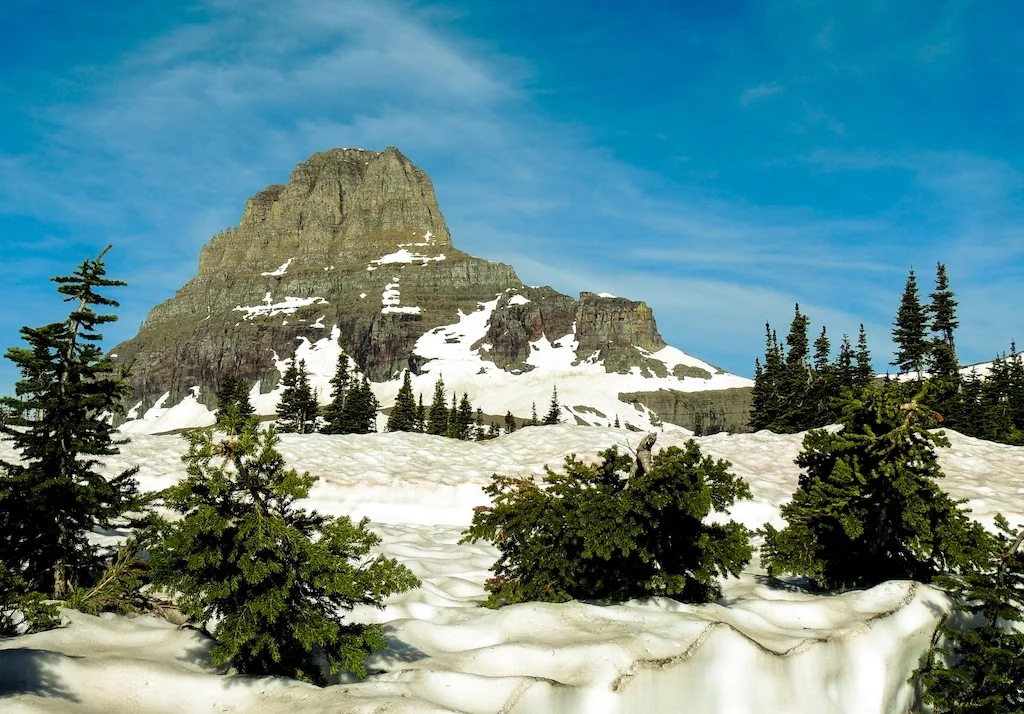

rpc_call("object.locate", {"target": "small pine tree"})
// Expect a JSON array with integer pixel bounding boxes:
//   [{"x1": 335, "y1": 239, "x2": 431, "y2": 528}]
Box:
[
  {"x1": 386, "y1": 370, "x2": 418, "y2": 433},
  {"x1": 854, "y1": 324, "x2": 873, "y2": 389},
  {"x1": 529, "y1": 401, "x2": 538, "y2": 426},
  {"x1": 415, "y1": 393, "x2": 426, "y2": 433},
  {"x1": 340, "y1": 376, "x2": 378, "y2": 435},
  {"x1": 762, "y1": 384, "x2": 986, "y2": 589},
  {"x1": 0, "y1": 564, "x2": 60, "y2": 636},
  {"x1": 147, "y1": 421, "x2": 419, "y2": 684},
  {"x1": 321, "y1": 352, "x2": 352, "y2": 435},
  {"x1": 426, "y1": 377, "x2": 449, "y2": 436},
  {"x1": 543, "y1": 386, "x2": 561, "y2": 425},
  {"x1": 276, "y1": 360, "x2": 318, "y2": 434},
  {"x1": 504, "y1": 411, "x2": 518, "y2": 433},
  {"x1": 445, "y1": 392, "x2": 460, "y2": 439},
  {"x1": 809, "y1": 326, "x2": 837, "y2": 426},
  {"x1": 215, "y1": 373, "x2": 255, "y2": 427},
  {"x1": 474, "y1": 407, "x2": 485, "y2": 440},
  {"x1": 462, "y1": 441, "x2": 753, "y2": 607},
  {"x1": 913, "y1": 515, "x2": 1023, "y2": 712},
  {"x1": 749, "y1": 323, "x2": 786, "y2": 431},
  {"x1": 779, "y1": 304, "x2": 813, "y2": 430},
  {"x1": 613, "y1": 415, "x2": 620, "y2": 429},
  {"x1": 486, "y1": 422, "x2": 500, "y2": 439},
  {"x1": 927, "y1": 262, "x2": 959, "y2": 376},
  {"x1": 892, "y1": 268, "x2": 930, "y2": 379},
  {"x1": 0, "y1": 246, "x2": 142, "y2": 598},
  {"x1": 834, "y1": 334, "x2": 855, "y2": 391}
]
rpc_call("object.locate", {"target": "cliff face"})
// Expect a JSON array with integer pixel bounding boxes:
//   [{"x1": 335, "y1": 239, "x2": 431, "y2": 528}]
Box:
[{"x1": 112, "y1": 146, "x2": 750, "y2": 428}]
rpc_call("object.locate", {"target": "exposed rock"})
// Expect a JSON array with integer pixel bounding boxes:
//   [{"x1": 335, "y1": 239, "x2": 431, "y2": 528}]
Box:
[{"x1": 619, "y1": 387, "x2": 754, "y2": 434}]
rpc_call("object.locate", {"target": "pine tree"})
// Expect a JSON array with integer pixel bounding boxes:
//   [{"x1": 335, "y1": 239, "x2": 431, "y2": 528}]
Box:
[
  {"x1": 385, "y1": 370, "x2": 418, "y2": 433},
  {"x1": 486, "y1": 422, "x2": 500, "y2": 439},
  {"x1": 276, "y1": 359, "x2": 318, "y2": 434},
  {"x1": 892, "y1": 268, "x2": 930, "y2": 379},
  {"x1": 426, "y1": 378, "x2": 449, "y2": 436},
  {"x1": 854, "y1": 324, "x2": 873, "y2": 389},
  {"x1": 321, "y1": 352, "x2": 352, "y2": 434},
  {"x1": 463, "y1": 441, "x2": 753, "y2": 606},
  {"x1": 416, "y1": 394, "x2": 426, "y2": 433},
  {"x1": 761, "y1": 384, "x2": 986, "y2": 589},
  {"x1": 834, "y1": 335, "x2": 855, "y2": 391},
  {"x1": 147, "y1": 421, "x2": 419, "y2": 684},
  {"x1": 749, "y1": 323, "x2": 786, "y2": 431},
  {"x1": 445, "y1": 392, "x2": 459, "y2": 439},
  {"x1": 529, "y1": 402, "x2": 538, "y2": 427},
  {"x1": 474, "y1": 407, "x2": 485, "y2": 440},
  {"x1": 214, "y1": 372, "x2": 255, "y2": 427},
  {"x1": 0, "y1": 246, "x2": 143, "y2": 598},
  {"x1": 504, "y1": 411, "x2": 518, "y2": 433},
  {"x1": 914, "y1": 516, "x2": 1023, "y2": 712},
  {"x1": 340, "y1": 376, "x2": 378, "y2": 435},
  {"x1": 613, "y1": 415, "x2": 620, "y2": 429},
  {"x1": 927, "y1": 262, "x2": 960, "y2": 379},
  {"x1": 808, "y1": 326, "x2": 837, "y2": 426},
  {"x1": 543, "y1": 386, "x2": 561, "y2": 425}
]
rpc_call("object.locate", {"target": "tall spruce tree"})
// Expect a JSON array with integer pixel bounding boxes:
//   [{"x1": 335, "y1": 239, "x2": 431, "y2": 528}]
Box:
[
  {"x1": 147, "y1": 421, "x2": 419, "y2": 684},
  {"x1": 415, "y1": 393, "x2": 426, "y2": 433},
  {"x1": 809, "y1": 327, "x2": 837, "y2": 426},
  {"x1": 455, "y1": 393, "x2": 474, "y2": 440},
  {"x1": 543, "y1": 386, "x2": 561, "y2": 425},
  {"x1": 276, "y1": 360, "x2": 318, "y2": 434},
  {"x1": 780, "y1": 304, "x2": 813, "y2": 431},
  {"x1": 762, "y1": 383, "x2": 985, "y2": 589},
  {"x1": 321, "y1": 352, "x2": 352, "y2": 435},
  {"x1": 749, "y1": 324, "x2": 786, "y2": 431},
  {"x1": 214, "y1": 372, "x2": 255, "y2": 427},
  {"x1": 473, "y1": 407, "x2": 486, "y2": 440},
  {"x1": 445, "y1": 392, "x2": 460, "y2": 439},
  {"x1": 426, "y1": 378, "x2": 449, "y2": 436},
  {"x1": 854, "y1": 324, "x2": 873, "y2": 389},
  {"x1": 834, "y1": 335, "x2": 856, "y2": 391},
  {"x1": 504, "y1": 411, "x2": 517, "y2": 433},
  {"x1": 892, "y1": 268, "x2": 930, "y2": 378},
  {"x1": 386, "y1": 370, "x2": 418, "y2": 433},
  {"x1": 927, "y1": 262, "x2": 960, "y2": 380},
  {"x1": 340, "y1": 376, "x2": 378, "y2": 434},
  {"x1": 0, "y1": 246, "x2": 142, "y2": 597}
]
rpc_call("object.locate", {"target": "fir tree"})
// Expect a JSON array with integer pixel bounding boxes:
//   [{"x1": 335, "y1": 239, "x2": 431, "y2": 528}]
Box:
[
  {"x1": 214, "y1": 372, "x2": 255, "y2": 427},
  {"x1": 913, "y1": 515, "x2": 1023, "y2": 712},
  {"x1": 543, "y1": 386, "x2": 561, "y2": 425},
  {"x1": 0, "y1": 564, "x2": 60, "y2": 636},
  {"x1": 426, "y1": 378, "x2": 449, "y2": 436},
  {"x1": 276, "y1": 360, "x2": 318, "y2": 434},
  {"x1": 321, "y1": 352, "x2": 352, "y2": 435},
  {"x1": 0, "y1": 246, "x2": 143, "y2": 598},
  {"x1": 927, "y1": 262, "x2": 960, "y2": 380},
  {"x1": 892, "y1": 268, "x2": 930, "y2": 379},
  {"x1": 486, "y1": 422, "x2": 500, "y2": 439},
  {"x1": 529, "y1": 402, "x2": 538, "y2": 427},
  {"x1": 854, "y1": 324, "x2": 873, "y2": 389},
  {"x1": 613, "y1": 415, "x2": 620, "y2": 429},
  {"x1": 504, "y1": 411, "x2": 518, "y2": 434},
  {"x1": 834, "y1": 335, "x2": 856, "y2": 391},
  {"x1": 463, "y1": 441, "x2": 753, "y2": 607},
  {"x1": 761, "y1": 384, "x2": 986, "y2": 589},
  {"x1": 386, "y1": 370, "x2": 418, "y2": 433},
  {"x1": 415, "y1": 393, "x2": 426, "y2": 433},
  {"x1": 809, "y1": 327, "x2": 837, "y2": 426},
  {"x1": 147, "y1": 421, "x2": 419, "y2": 684},
  {"x1": 474, "y1": 407, "x2": 485, "y2": 440},
  {"x1": 780, "y1": 304, "x2": 813, "y2": 430},
  {"x1": 749, "y1": 323, "x2": 786, "y2": 431},
  {"x1": 445, "y1": 392, "x2": 459, "y2": 439},
  {"x1": 340, "y1": 377, "x2": 378, "y2": 435}
]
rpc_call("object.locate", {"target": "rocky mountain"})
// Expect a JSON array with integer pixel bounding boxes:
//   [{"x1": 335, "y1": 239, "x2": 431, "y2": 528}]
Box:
[{"x1": 112, "y1": 147, "x2": 753, "y2": 434}]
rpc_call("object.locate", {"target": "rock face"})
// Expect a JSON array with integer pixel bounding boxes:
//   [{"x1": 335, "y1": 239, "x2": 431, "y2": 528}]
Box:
[
  {"x1": 112, "y1": 147, "x2": 753, "y2": 430},
  {"x1": 619, "y1": 387, "x2": 754, "y2": 434}
]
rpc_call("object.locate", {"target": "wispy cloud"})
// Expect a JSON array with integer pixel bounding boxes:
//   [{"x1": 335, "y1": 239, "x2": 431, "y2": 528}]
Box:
[{"x1": 739, "y1": 82, "x2": 784, "y2": 106}]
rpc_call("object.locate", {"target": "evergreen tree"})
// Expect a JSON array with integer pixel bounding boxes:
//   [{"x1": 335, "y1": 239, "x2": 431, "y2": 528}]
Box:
[
  {"x1": 445, "y1": 392, "x2": 459, "y2": 439},
  {"x1": 486, "y1": 422, "x2": 500, "y2": 439},
  {"x1": 0, "y1": 563, "x2": 59, "y2": 636},
  {"x1": 504, "y1": 411, "x2": 518, "y2": 434},
  {"x1": 446, "y1": 392, "x2": 473, "y2": 440},
  {"x1": 749, "y1": 323, "x2": 786, "y2": 431},
  {"x1": 927, "y1": 262, "x2": 960, "y2": 380},
  {"x1": 892, "y1": 268, "x2": 930, "y2": 378},
  {"x1": 780, "y1": 304, "x2": 813, "y2": 430},
  {"x1": 340, "y1": 376, "x2": 378, "y2": 435},
  {"x1": 385, "y1": 370, "x2": 418, "y2": 433},
  {"x1": 473, "y1": 407, "x2": 485, "y2": 440},
  {"x1": 809, "y1": 327, "x2": 837, "y2": 425},
  {"x1": 276, "y1": 360, "x2": 318, "y2": 434},
  {"x1": 147, "y1": 421, "x2": 419, "y2": 684},
  {"x1": 613, "y1": 415, "x2": 620, "y2": 429},
  {"x1": 834, "y1": 335, "x2": 856, "y2": 391},
  {"x1": 543, "y1": 386, "x2": 561, "y2": 425},
  {"x1": 854, "y1": 324, "x2": 873, "y2": 389},
  {"x1": 914, "y1": 515, "x2": 1023, "y2": 712},
  {"x1": 463, "y1": 441, "x2": 753, "y2": 607},
  {"x1": 214, "y1": 372, "x2": 255, "y2": 427},
  {"x1": 321, "y1": 352, "x2": 352, "y2": 435},
  {"x1": 415, "y1": 393, "x2": 426, "y2": 433},
  {"x1": 426, "y1": 378, "x2": 449, "y2": 436},
  {"x1": 0, "y1": 247, "x2": 142, "y2": 598},
  {"x1": 529, "y1": 402, "x2": 538, "y2": 426},
  {"x1": 761, "y1": 384, "x2": 985, "y2": 589}
]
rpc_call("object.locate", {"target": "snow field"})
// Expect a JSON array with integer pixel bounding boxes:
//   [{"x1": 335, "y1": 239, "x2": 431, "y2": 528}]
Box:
[{"x1": 1, "y1": 425, "x2": 1021, "y2": 712}]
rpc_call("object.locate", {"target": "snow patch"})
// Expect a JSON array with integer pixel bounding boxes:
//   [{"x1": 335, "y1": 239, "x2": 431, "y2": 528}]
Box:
[
  {"x1": 260, "y1": 258, "x2": 293, "y2": 277},
  {"x1": 508, "y1": 294, "x2": 531, "y2": 306},
  {"x1": 233, "y1": 293, "x2": 327, "y2": 320}
]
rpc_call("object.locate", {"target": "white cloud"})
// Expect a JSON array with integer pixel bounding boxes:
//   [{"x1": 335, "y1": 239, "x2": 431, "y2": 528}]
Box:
[{"x1": 739, "y1": 82, "x2": 784, "y2": 106}]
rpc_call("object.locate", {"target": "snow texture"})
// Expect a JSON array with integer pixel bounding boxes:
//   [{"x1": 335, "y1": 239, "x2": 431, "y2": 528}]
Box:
[
  {"x1": 233, "y1": 293, "x2": 328, "y2": 321},
  {"x1": 260, "y1": 258, "x2": 294, "y2": 277},
  {"x1": 1, "y1": 424, "x2": 1021, "y2": 713}
]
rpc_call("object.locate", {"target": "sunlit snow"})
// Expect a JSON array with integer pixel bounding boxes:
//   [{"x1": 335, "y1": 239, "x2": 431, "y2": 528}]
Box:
[
  {"x1": 260, "y1": 258, "x2": 294, "y2": 277},
  {"x1": 233, "y1": 293, "x2": 328, "y2": 321},
  {"x1": 1, "y1": 425, "x2": 1021, "y2": 713}
]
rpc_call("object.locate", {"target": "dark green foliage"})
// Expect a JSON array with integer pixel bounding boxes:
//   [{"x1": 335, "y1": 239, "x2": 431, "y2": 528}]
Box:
[
  {"x1": 913, "y1": 515, "x2": 1023, "y2": 713},
  {"x1": 892, "y1": 268, "x2": 930, "y2": 378},
  {"x1": 415, "y1": 394, "x2": 426, "y2": 433},
  {"x1": 762, "y1": 384, "x2": 985, "y2": 589},
  {"x1": 65, "y1": 538, "x2": 149, "y2": 616},
  {"x1": 834, "y1": 335, "x2": 855, "y2": 390},
  {"x1": 147, "y1": 421, "x2": 419, "y2": 684},
  {"x1": 0, "y1": 563, "x2": 60, "y2": 636},
  {"x1": 463, "y1": 442, "x2": 753, "y2": 607},
  {"x1": 454, "y1": 394, "x2": 474, "y2": 440},
  {"x1": 321, "y1": 352, "x2": 352, "y2": 434},
  {"x1": 529, "y1": 401, "x2": 538, "y2": 426},
  {"x1": 927, "y1": 262, "x2": 960, "y2": 381},
  {"x1": 750, "y1": 323, "x2": 786, "y2": 432},
  {"x1": 385, "y1": 370, "x2": 418, "y2": 433},
  {"x1": 504, "y1": 411, "x2": 517, "y2": 433},
  {"x1": 276, "y1": 360, "x2": 318, "y2": 434},
  {"x1": 426, "y1": 377, "x2": 448, "y2": 436},
  {"x1": 855, "y1": 324, "x2": 874, "y2": 389},
  {"x1": 339, "y1": 376, "x2": 378, "y2": 434},
  {"x1": 543, "y1": 386, "x2": 561, "y2": 425},
  {"x1": 214, "y1": 373, "x2": 255, "y2": 427},
  {"x1": 0, "y1": 247, "x2": 142, "y2": 598}
]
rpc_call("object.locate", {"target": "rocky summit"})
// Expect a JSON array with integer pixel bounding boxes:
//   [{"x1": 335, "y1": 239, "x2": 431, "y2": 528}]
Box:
[{"x1": 111, "y1": 147, "x2": 753, "y2": 434}]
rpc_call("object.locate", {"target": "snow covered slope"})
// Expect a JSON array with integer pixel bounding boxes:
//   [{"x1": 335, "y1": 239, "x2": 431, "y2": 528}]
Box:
[
  {"x1": 2, "y1": 425, "x2": 1021, "y2": 713},
  {"x1": 118, "y1": 298, "x2": 752, "y2": 436}
]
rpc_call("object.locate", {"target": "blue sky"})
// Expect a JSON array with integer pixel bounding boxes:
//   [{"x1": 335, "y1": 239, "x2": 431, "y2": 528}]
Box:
[{"x1": 1, "y1": 0, "x2": 1022, "y2": 395}]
